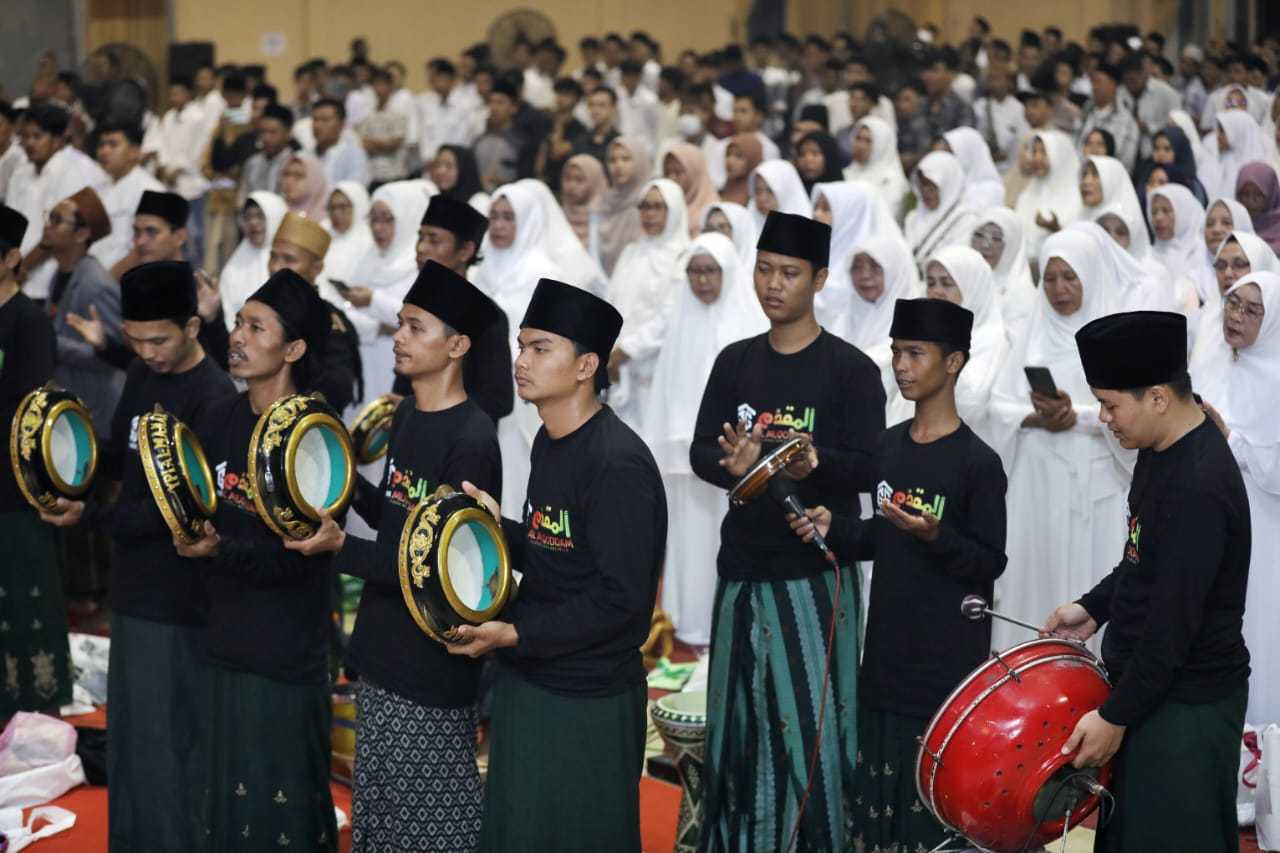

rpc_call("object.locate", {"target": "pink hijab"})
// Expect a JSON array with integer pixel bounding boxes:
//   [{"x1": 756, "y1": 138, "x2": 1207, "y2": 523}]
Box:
[
  {"x1": 283, "y1": 153, "x2": 329, "y2": 222},
  {"x1": 665, "y1": 142, "x2": 720, "y2": 238},
  {"x1": 597, "y1": 136, "x2": 653, "y2": 275},
  {"x1": 1236, "y1": 161, "x2": 1280, "y2": 253},
  {"x1": 560, "y1": 153, "x2": 608, "y2": 248}
]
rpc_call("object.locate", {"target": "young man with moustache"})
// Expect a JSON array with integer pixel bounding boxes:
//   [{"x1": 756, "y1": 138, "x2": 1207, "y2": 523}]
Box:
[
  {"x1": 38, "y1": 260, "x2": 234, "y2": 851},
  {"x1": 444, "y1": 280, "x2": 667, "y2": 853},
  {"x1": 286, "y1": 260, "x2": 503, "y2": 852},
  {"x1": 89, "y1": 120, "x2": 163, "y2": 271},
  {"x1": 790, "y1": 297, "x2": 1008, "y2": 852}
]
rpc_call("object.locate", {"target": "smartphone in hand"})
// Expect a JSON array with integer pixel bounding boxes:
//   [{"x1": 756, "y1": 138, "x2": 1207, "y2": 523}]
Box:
[{"x1": 1024, "y1": 366, "x2": 1059, "y2": 397}]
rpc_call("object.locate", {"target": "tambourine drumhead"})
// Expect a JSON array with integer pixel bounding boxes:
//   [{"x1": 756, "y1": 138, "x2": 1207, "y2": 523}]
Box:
[
  {"x1": 9, "y1": 384, "x2": 99, "y2": 511},
  {"x1": 176, "y1": 423, "x2": 216, "y2": 512},
  {"x1": 441, "y1": 510, "x2": 506, "y2": 619},
  {"x1": 727, "y1": 435, "x2": 810, "y2": 506},
  {"x1": 288, "y1": 415, "x2": 352, "y2": 517},
  {"x1": 349, "y1": 394, "x2": 398, "y2": 464},
  {"x1": 45, "y1": 402, "x2": 96, "y2": 494}
]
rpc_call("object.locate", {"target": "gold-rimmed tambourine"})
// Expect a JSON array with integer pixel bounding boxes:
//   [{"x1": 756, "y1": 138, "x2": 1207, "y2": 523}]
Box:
[
  {"x1": 248, "y1": 393, "x2": 356, "y2": 540},
  {"x1": 349, "y1": 393, "x2": 398, "y2": 464},
  {"x1": 727, "y1": 434, "x2": 811, "y2": 507},
  {"x1": 398, "y1": 484, "x2": 514, "y2": 644},
  {"x1": 9, "y1": 383, "x2": 99, "y2": 511},
  {"x1": 136, "y1": 405, "x2": 217, "y2": 543}
]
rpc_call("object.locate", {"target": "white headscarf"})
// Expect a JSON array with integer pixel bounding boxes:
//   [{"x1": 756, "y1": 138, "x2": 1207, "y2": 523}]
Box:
[
  {"x1": 320, "y1": 181, "x2": 373, "y2": 299},
  {"x1": 1015, "y1": 130, "x2": 1082, "y2": 259},
  {"x1": 1204, "y1": 110, "x2": 1271, "y2": 199},
  {"x1": 944, "y1": 127, "x2": 1005, "y2": 210},
  {"x1": 219, "y1": 191, "x2": 288, "y2": 331},
  {"x1": 1150, "y1": 184, "x2": 1208, "y2": 278},
  {"x1": 974, "y1": 208, "x2": 1037, "y2": 334},
  {"x1": 609, "y1": 178, "x2": 689, "y2": 336},
  {"x1": 843, "y1": 116, "x2": 910, "y2": 220},
  {"x1": 473, "y1": 181, "x2": 560, "y2": 316},
  {"x1": 1081, "y1": 155, "x2": 1144, "y2": 225},
  {"x1": 812, "y1": 180, "x2": 897, "y2": 326},
  {"x1": 748, "y1": 159, "x2": 812, "y2": 232},
  {"x1": 904, "y1": 150, "x2": 978, "y2": 266},
  {"x1": 1191, "y1": 271, "x2": 1280, "y2": 447},
  {"x1": 1198, "y1": 198, "x2": 1255, "y2": 304},
  {"x1": 1192, "y1": 231, "x2": 1278, "y2": 363},
  {"x1": 1168, "y1": 110, "x2": 1207, "y2": 174},
  {"x1": 701, "y1": 201, "x2": 757, "y2": 269},
  {"x1": 834, "y1": 230, "x2": 920, "y2": 352},
  {"x1": 926, "y1": 247, "x2": 1009, "y2": 427},
  {"x1": 515, "y1": 178, "x2": 607, "y2": 294},
  {"x1": 1067, "y1": 220, "x2": 1176, "y2": 312},
  {"x1": 642, "y1": 233, "x2": 768, "y2": 473},
  {"x1": 348, "y1": 180, "x2": 432, "y2": 333},
  {"x1": 989, "y1": 229, "x2": 1123, "y2": 469}
]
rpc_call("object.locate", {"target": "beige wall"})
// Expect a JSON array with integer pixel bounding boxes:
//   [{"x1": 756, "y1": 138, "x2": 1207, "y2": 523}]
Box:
[{"x1": 174, "y1": 0, "x2": 745, "y2": 91}]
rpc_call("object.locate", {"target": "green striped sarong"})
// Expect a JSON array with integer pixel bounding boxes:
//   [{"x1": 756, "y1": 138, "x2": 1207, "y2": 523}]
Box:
[{"x1": 699, "y1": 568, "x2": 861, "y2": 852}]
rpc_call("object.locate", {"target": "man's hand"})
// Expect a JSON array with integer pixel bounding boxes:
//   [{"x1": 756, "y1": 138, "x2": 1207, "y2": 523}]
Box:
[
  {"x1": 718, "y1": 419, "x2": 764, "y2": 478},
  {"x1": 461, "y1": 480, "x2": 500, "y2": 520},
  {"x1": 787, "y1": 506, "x2": 830, "y2": 543},
  {"x1": 65, "y1": 305, "x2": 107, "y2": 350},
  {"x1": 781, "y1": 437, "x2": 818, "y2": 481},
  {"x1": 1032, "y1": 390, "x2": 1076, "y2": 432},
  {"x1": 37, "y1": 498, "x2": 85, "y2": 527},
  {"x1": 175, "y1": 521, "x2": 221, "y2": 558},
  {"x1": 1062, "y1": 709, "x2": 1125, "y2": 769},
  {"x1": 1202, "y1": 400, "x2": 1230, "y2": 439},
  {"x1": 195, "y1": 270, "x2": 221, "y2": 323},
  {"x1": 1043, "y1": 602, "x2": 1098, "y2": 641},
  {"x1": 282, "y1": 510, "x2": 344, "y2": 555},
  {"x1": 445, "y1": 621, "x2": 518, "y2": 657},
  {"x1": 879, "y1": 498, "x2": 940, "y2": 542},
  {"x1": 345, "y1": 286, "x2": 373, "y2": 308}
]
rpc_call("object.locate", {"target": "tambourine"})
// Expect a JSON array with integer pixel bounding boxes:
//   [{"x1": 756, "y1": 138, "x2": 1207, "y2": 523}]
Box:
[
  {"x1": 248, "y1": 393, "x2": 355, "y2": 540},
  {"x1": 727, "y1": 435, "x2": 811, "y2": 507},
  {"x1": 397, "y1": 484, "x2": 514, "y2": 644},
  {"x1": 136, "y1": 405, "x2": 217, "y2": 543},
  {"x1": 9, "y1": 383, "x2": 99, "y2": 511},
  {"x1": 349, "y1": 394, "x2": 398, "y2": 464}
]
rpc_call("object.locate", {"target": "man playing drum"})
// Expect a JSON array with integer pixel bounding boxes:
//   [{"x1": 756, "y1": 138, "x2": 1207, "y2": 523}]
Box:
[
  {"x1": 790, "y1": 297, "x2": 1009, "y2": 851},
  {"x1": 1046, "y1": 310, "x2": 1251, "y2": 853},
  {"x1": 288, "y1": 259, "x2": 503, "y2": 852},
  {"x1": 446, "y1": 279, "x2": 667, "y2": 853},
  {"x1": 691, "y1": 210, "x2": 885, "y2": 852}
]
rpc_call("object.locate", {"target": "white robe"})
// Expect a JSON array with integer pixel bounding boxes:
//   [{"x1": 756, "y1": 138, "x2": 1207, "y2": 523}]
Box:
[
  {"x1": 89, "y1": 165, "x2": 163, "y2": 270},
  {"x1": 904, "y1": 150, "x2": 979, "y2": 269},
  {"x1": 218, "y1": 191, "x2": 288, "y2": 330},
  {"x1": 842, "y1": 116, "x2": 910, "y2": 223},
  {"x1": 988, "y1": 230, "x2": 1134, "y2": 653},
  {"x1": 974, "y1": 207, "x2": 1038, "y2": 339},
  {"x1": 809, "y1": 180, "x2": 895, "y2": 327},
  {"x1": 1014, "y1": 130, "x2": 1081, "y2": 263}
]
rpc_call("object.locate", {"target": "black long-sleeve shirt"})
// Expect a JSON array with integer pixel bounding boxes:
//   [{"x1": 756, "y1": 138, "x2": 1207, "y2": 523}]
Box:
[
  {"x1": 391, "y1": 312, "x2": 513, "y2": 424},
  {"x1": 336, "y1": 397, "x2": 501, "y2": 707},
  {"x1": 0, "y1": 292, "x2": 56, "y2": 512},
  {"x1": 496, "y1": 405, "x2": 666, "y2": 696},
  {"x1": 198, "y1": 392, "x2": 339, "y2": 685},
  {"x1": 827, "y1": 421, "x2": 1008, "y2": 718},
  {"x1": 1079, "y1": 419, "x2": 1251, "y2": 727},
  {"x1": 690, "y1": 331, "x2": 885, "y2": 582},
  {"x1": 105, "y1": 356, "x2": 236, "y2": 625}
]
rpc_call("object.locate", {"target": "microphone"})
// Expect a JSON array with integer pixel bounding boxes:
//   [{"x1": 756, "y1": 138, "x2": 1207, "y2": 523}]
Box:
[{"x1": 767, "y1": 474, "x2": 834, "y2": 561}]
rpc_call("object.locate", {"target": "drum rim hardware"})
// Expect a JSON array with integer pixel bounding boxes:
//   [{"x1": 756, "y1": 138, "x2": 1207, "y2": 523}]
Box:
[
  {"x1": 137, "y1": 405, "x2": 218, "y2": 543},
  {"x1": 349, "y1": 393, "x2": 398, "y2": 464},
  {"x1": 9, "y1": 383, "x2": 99, "y2": 512},
  {"x1": 727, "y1": 435, "x2": 811, "y2": 507}
]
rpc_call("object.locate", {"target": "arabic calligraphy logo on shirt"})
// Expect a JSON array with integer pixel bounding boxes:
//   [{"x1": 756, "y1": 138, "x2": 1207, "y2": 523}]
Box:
[
  {"x1": 215, "y1": 460, "x2": 256, "y2": 515},
  {"x1": 1125, "y1": 515, "x2": 1142, "y2": 564},
  {"x1": 527, "y1": 504, "x2": 575, "y2": 552},
  {"x1": 384, "y1": 457, "x2": 430, "y2": 510},
  {"x1": 738, "y1": 402, "x2": 817, "y2": 440},
  {"x1": 875, "y1": 479, "x2": 947, "y2": 520}
]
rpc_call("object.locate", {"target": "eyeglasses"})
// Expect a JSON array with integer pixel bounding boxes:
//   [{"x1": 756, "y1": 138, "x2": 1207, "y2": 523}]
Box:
[
  {"x1": 971, "y1": 229, "x2": 1004, "y2": 247},
  {"x1": 369, "y1": 213, "x2": 396, "y2": 225},
  {"x1": 637, "y1": 201, "x2": 666, "y2": 213},
  {"x1": 687, "y1": 264, "x2": 721, "y2": 281},
  {"x1": 1213, "y1": 258, "x2": 1252, "y2": 272},
  {"x1": 1224, "y1": 293, "x2": 1265, "y2": 321}
]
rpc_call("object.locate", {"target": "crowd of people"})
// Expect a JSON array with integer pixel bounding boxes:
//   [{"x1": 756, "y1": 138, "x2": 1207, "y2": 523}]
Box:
[{"x1": 0, "y1": 14, "x2": 1277, "y2": 853}]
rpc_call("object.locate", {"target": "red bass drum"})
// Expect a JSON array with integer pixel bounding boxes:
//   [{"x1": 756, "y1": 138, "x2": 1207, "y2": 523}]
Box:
[{"x1": 915, "y1": 638, "x2": 1114, "y2": 852}]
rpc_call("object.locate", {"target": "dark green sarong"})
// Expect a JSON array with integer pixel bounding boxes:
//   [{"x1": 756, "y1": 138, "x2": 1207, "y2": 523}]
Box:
[
  {"x1": 1095, "y1": 684, "x2": 1247, "y2": 853},
  {"x1": 0, "y1": 511, "x2": 71, "y2": 718},
  {"x1": 107, "y1": 612, "x2": 208, "y2": 853},
  {"x1": 852, "y1": 706, "x2": 948, "y2": 853},
  {"x1": 480, "y1": 667, "x2": 647, "y2": 853},
  {"x1": 204, "y1": 665, "x2": 337, "y2": 852}
]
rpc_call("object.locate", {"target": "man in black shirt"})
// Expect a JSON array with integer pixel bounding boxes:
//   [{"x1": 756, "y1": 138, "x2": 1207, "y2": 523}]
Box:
[
  {"x1": 446, "y1": 279, "x2": 666, "y2": 853},
  {"x1": 1045, "y1": 311, "x2": 1251, "y2": 853},
  {"x1": 690, "y1": 211, "x2": 885, "y2": 852},
  {"x1": 791, "y1": 298, "x2": 1008, "y2": 851},
  {"x1": 395, "y1": 194, "x2": 513, "y2": 423},
  {"x1": 40, "y1": 260, "x2": 235, "y2": 851},
  {"x1": 287, "y1": 260, "x2": 503, "y2": 851}
]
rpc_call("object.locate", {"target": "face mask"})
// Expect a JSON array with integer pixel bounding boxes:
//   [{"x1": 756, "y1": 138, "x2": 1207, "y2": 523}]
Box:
[
  {"x1": 223, "y1": 104, "x2": 250, "y2": 124},
  {"x1": 678, "y1": 113, "x2": 704, "y2": 139}
]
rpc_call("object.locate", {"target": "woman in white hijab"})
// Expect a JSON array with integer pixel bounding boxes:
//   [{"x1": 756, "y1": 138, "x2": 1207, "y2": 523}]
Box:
[
  {"x1": 1191, "y1": 271, "x2": 1280, "y2": 727},
  {"x1": 1067, "y1": 220, "x2": 1178, "y2": 312},
  {"x1": 832, "y1": 231, "x2": 921, "y2": 424},
  {"x1": 970, "y1": 208, "x2": 1037, "y2": 336},
  {"x1": 942, "y1": 127, "x2": 1005, "y2": 210},
  {"x1": 1078, "y1": 155, "x2": 1144, "y2": 225},
  {"x1": 319, "y1": 181, "x2": 373, "y2": 306},
  {"x1": 1168, "y1": 109, "x2": 1207, "y2": 174},
  {"x1": 514, "y1": 178, "x2": 608, "y2": 295},
  {"x1": 1198, "y1": 197, "x2": 1254, "y2": 307},
  {"x1": 1192, "y1": 231, "x2": 1278, "y2": 362},
  {"x1": 701, "y1": 201, "x2": 757, "y2": 269},
  {"x1": 218, "y1": 191, "x2": 288, "y2": 331},
  {"x1": 642, "y1": 233, "x2": 767, "y2": 646},
  {"x1": 904, "y1": 151, "x2": 978, "y2": 268},
  {"x1": 1014, "y1": 131, "x2": 1082, "y2": 264},
  {"x1": 1203, "y1": 111, "x2": 1271, "y2": 200},
  {"x1": 843, "y1": 116, "x2": 910, "y2": 222},
  {"x1": 1148, "y1": 184, "x2": 1208, "y2": 320},
  {"x1": 811, "y1": 180, "x2": 896, "y2": 326},
  {"x1": 607, "y1": 177, "x2": 690, "y2": 431},
  {"x1": 923, "y1": 246, "x2": 1009, "y2": 445},
  {"x1": 747, "y1": 159, "x2": 811, "y2": 234},
  {"x1": 344, "y1": 181, "x2": 430, "y2": 402},
  {"x1": 988, "y1": 230, "x2": 1132, "y2": 652}
]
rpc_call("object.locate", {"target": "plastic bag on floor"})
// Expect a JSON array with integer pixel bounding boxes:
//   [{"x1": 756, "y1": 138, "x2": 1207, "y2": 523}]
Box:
[
  {"x1": 67, "y1": 631, "x2": 111, "y2": 705},
  {"x1": 1242, "y1": 724, "x2": 1262, "y2": 826},
  {"x1": 0, "y1": 805, "x2": 77, "y2": 851},
  {"x1": 0, "y1": 714, "x2": 86, "y2": 809},
  {"x1": 1260, "y1": 725, "x2": 1280, "y2": 851}
]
